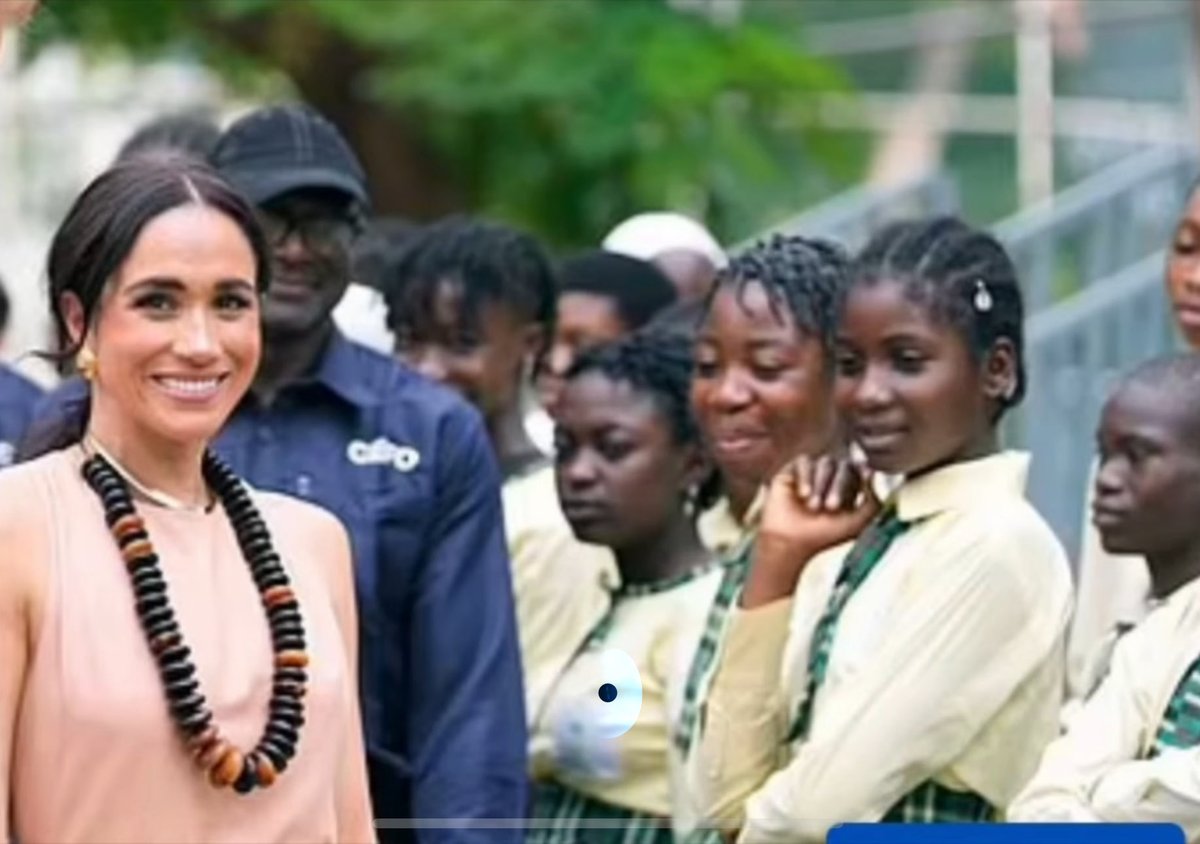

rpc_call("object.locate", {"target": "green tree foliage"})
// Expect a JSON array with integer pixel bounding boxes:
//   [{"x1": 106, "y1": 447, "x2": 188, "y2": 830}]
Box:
[{"x1": 32, "y1": 0, "x2": 857, "y2": 246}]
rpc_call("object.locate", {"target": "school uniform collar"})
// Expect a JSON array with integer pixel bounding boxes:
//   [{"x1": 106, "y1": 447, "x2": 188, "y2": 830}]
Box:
[{"x1": 893, "y1": 450, "x2": 1029, "y2": 523}]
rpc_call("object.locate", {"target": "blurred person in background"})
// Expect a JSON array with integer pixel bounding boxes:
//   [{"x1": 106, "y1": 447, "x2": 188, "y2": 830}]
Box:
[
  {"x1": 0, "y1": 0, "x2": 37, "y2": 53},
  {"x1": 530, "y1": 329, "x2": 722, "y2": 844},
  {"x1": 1069, "y1": 177, "x2": 1200, "y2": 703},
  {"x1": 603, "y1": 212, "x2": 728, "y2": 305},
  {"x1": 0, "y1": 276, "x2": 42, "y2": 469},
  {"x1": 114, "y1": 112, "x2": 222, "y2": 165},
  {"x1": 536, "y1": 251, "x2": 676, "y2": 420},
  {"x1": 383, "y1": 214, "x2": 616, "y2": 730},
  {"x1": 3, "y1": 156, "x2": 373, "y2": 843},
  {"x1": 26, "y1": 104, "x2": 527, "y2": 843},
  {"x1": 336, "y1": 217, "x2": 418, "y2": 354}
]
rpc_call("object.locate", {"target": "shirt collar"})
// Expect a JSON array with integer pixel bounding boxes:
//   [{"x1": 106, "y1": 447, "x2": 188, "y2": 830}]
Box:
[
  {"x1": 304, "y1": 329, "x2": 383, "y2": 409},
  {"x1": 893, "y1": 451, "x2": 1030, "y2": 523}
]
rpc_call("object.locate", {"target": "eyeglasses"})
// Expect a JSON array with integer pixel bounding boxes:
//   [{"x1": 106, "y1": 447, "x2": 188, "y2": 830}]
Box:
[{"x1": 259, "y1": 210, "x2": 356, "y2": 252}]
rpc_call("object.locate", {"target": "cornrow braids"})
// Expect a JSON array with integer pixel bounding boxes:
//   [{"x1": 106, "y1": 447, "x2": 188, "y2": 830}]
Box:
[
  {"x1": 566, "y1": 329, "x2": 720, "y2": 512},
  {"x1": 846, "y1": 216, "x2": 1027, "y2": 417},
  {"x1": 705, "y1": 233, "x2": 850, "y2": 356},
  {"x1": 383, "y1": 214, "x2": 556, "y2": 343}
]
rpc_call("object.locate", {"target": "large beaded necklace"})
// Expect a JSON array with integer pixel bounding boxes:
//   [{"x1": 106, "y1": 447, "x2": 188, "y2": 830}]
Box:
[{"x1": 81, "y1": 446, "x2": 307, "y2": 794}]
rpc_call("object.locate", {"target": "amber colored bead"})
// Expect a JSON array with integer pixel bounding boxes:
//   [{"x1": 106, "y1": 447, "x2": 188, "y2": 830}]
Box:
[
  {"x1": 262, "y1": 585, "x2": 295, "y2": 608},
  {"x1": 122, "y1": 539, "x2": 154, "y2": 561},
  {"x1": 254, "y1": 752, "x2": 278, "y2": 787},
  {"x1": 209, "y1": 746, "x2": 244, "y2": 788},
  {"x1": 197, "y1": 737, "x2": 229, "y2": 769},
  {"x1": 150, "y1": 631, "x2": 182, "y2": 655},
  {"x1": 112, "y1": 514, "x2": 145, "y2": 540},
  {"x1": 186, "y1": 724, "x2": 219, "y2": 754},
  {"x1": 275, "y1": 650, "x2": 309, "y2": 669}
]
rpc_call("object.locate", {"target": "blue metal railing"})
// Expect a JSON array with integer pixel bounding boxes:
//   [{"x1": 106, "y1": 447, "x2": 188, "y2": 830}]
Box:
[
  {"x1": 736, "y1": 173, "x2": 959, "y2": 253},
  {"x1": 1009, "y1": 251, "x2": 1181, "y2": 558},
  {"x1": 993, "y1": 145, "x2": 1196, "y2": 312}
]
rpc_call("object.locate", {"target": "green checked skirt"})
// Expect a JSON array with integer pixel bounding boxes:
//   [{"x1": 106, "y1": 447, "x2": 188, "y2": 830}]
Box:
[{"x1": 528, "y1": 780, "x2": 723, "y2": 844}]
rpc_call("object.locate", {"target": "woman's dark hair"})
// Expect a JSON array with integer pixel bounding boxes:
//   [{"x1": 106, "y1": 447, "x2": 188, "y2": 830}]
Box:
[
  {"x1": 565, "y1": 328, "x2": 720, "y2": 512},
  {"x1": 845, "y1": 216, "x2": 1027, "y2": 417},
  {"x1": 703, "y1": 233, "x2": 849, "y2": 361},
  {"x1": 0, "y1": 273, "x2": 9, "y2": 338},
  {"x1": 20, "y1": 157, "x2": 271, "y2": 460},
  {"x1": 383, "y1": 215, "x2": 556, "y2": 343},
  {"x1": 558, "y1": 251, "x2": 677, "y2": 332}
]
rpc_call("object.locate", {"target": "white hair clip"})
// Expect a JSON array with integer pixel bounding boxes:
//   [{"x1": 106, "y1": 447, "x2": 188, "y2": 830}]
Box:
[{"x1": 973, "y1": 279, "x2": 993, "y2": 313}]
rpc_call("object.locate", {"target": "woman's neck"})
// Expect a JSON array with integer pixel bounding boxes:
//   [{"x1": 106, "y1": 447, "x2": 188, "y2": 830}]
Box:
[
  {"x1": 87, "y1": 402, "x2": 210, "y2": 509},
  {"x1": 615, "y1": 515, "x2": 711, "y2": 587}
]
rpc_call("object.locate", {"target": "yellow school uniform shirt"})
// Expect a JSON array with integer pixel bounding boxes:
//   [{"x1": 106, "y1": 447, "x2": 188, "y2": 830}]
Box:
[
  {"x1": 688, "y1": 451, "x2": 1074, "y2": 843},
  {"x1": 1011, "y1": 577, "x2": 1200, "y2": 833},
  {"x1": 532, "y1": 563, "x2": 726, "y2": 818},
  {"x1": 503, "y1": 464, "x2": 618, "y2": 727}
]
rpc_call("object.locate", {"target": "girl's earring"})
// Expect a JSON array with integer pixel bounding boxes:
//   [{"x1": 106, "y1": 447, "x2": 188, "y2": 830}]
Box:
[
  {"x1": 76, "y1": 348, "x2": 98, "y2": 382},
  {"x1": 682, "y1": 483, "x2": 700, "y2": 519}
]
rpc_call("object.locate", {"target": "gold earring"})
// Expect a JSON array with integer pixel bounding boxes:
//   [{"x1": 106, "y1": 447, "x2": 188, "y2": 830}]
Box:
[{"x1": 76, "y1": 348, "x2": 98, "y2": 381}]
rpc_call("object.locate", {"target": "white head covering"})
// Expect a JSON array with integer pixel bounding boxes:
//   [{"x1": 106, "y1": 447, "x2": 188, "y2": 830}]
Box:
[{"x1": 602, "y1": 212, "x2": 728, "y2": 269}]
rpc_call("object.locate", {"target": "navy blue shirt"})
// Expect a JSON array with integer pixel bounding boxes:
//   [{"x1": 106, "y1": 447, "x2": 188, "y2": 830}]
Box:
[
  {"x1": 33, "y1": 334, "x2": 527, "y2": 843},
  {"x1": 0, "y1": 364, "x2": 43, "y2": 469}
]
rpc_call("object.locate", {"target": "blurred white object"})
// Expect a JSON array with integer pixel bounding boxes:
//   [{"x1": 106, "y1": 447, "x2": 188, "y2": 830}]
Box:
[
  {"x1": 334, "y1": 282, "x2": 395, "y2": 354},
  {"x1": 602, "y1": 212, "x2": 728, "y2": 269}
]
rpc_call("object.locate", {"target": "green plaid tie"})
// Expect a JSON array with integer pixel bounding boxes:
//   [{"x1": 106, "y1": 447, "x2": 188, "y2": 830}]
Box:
[{"x1": 787, "y1": 506, "x2": 911, "y2": 743}]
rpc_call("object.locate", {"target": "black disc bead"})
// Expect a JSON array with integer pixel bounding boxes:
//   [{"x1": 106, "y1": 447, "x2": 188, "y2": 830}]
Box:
[
  {"x1": 135, "y1": 592, "x2": 169, "y2": 615},
  {"x1": 140, "y1": 605, "x2": 175, "y2": 630},
  {"x1": 232, "y1": 759, "x2": 259, "y2": 794},
  {"x1": 257, "y1": 739, "x2": 289, "y2": 772},
  {"x1": 177, "y1": 709, "x2": 212, "y2": 736},
  {"x1": 160, "y1": 661, "x2": 195, "y2": 683},
  {"x1": 164, "y1": 677, "x2": 200, "y2": 701},
  {"x1": 170, "y1": 691, "x2": 207, "y2": 720},
  {"x1": 271, "y1": 635, "x2": 306, "y2": 653},
  {"x1": 274, "y1": 666, "x2": 307, "y2": 684},
  {"x1": 157, "y1": 643, "x2": 192, "y2": 666},
  {"x1": 144, "y1": 617, "x2": 181, "y2": 642}
]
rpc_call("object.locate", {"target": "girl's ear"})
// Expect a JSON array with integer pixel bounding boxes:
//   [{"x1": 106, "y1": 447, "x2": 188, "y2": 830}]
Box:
[{"x1": 981, "y1": 337, "x2": 1018, "y2": 404}]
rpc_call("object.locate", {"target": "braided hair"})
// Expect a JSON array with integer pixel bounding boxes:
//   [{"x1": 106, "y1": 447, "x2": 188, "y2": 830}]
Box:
[
  {"x1": 566, "y1": 329, "x2": 720, "y2": 512},
  {"x1": 845, "y1": 216, "x2": 1027, "y2": 417},
  {"x1": 383, "y1": 215, "x2": 556, "y2": 345},
  {"x1": 703, "y1": 233, "x2": 850, "y2": 362}
]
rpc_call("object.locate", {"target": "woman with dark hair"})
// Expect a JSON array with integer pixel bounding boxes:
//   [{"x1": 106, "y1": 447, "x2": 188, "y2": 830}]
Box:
[{"x1": 0, "y1": 158, "x2": 374, "y2": 842}]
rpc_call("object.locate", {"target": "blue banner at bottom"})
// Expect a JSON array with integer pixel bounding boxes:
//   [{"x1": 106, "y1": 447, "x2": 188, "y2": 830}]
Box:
[{"x1": 828, "y1": 824, "x2": 1184, "y2": 844}]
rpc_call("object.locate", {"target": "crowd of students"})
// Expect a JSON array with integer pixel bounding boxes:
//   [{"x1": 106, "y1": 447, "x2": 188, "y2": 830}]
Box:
[{"x1": 2, "y1": 97, "x2": 1200, "y2": 844}]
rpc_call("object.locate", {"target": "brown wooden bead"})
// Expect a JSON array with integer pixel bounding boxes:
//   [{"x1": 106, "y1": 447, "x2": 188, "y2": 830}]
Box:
[
  {"x1": 197, "y1": 737, "x2": 230, "y2": 770},
  {"x1": 254, "y1": 752, "x2": 278, "y2": 787},
  {"x1": 113, "y1": 514, "x2": 145, "y2": 540},
  {"x1": 262, "y1": 585, "x2": 295, "y2": 608},
  {"x1": 186, "y1": 724, "x2": 219, "y2": 754},
  {"x1": 122, "y1": 539, "x2": 154, "y2": 561},
  {"x1": 275, "y1": 650, "x2": 309, "y2": 669},
  {"x1": 150, "y1": 631, "x2": 182, "y2": 655},
  {"x1": 209, "y1": 746, "x2": 244, "y2": 788}
]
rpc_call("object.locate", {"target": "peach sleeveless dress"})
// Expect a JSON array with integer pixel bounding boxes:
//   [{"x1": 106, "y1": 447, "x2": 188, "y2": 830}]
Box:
[{"x1": 10, "y1": 448, "x2": 358, "y2": 843}]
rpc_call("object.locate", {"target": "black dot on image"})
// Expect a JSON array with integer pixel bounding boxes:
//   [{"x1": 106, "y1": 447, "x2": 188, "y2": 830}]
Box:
[{"x1": 598, "y1": 683, "x2": 618, "y2": 703}]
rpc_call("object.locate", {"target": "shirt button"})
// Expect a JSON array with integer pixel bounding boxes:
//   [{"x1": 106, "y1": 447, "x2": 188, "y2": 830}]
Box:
[
  {"x1": 295, "y1": 474, "x2": 313, "y2": 497},
  {"x1": 257, "y1": 425, "x2": 273, "y2": 443}
]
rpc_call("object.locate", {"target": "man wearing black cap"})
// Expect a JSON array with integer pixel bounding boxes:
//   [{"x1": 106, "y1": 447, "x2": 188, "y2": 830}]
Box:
[{"x1": 211, "y1": 104, "x2": 527, "y2": 841}]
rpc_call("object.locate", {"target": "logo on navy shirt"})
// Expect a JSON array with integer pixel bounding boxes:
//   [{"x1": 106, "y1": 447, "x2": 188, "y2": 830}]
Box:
[{"x1": 346, "y1": 437, "x2": 421, "y2": 473}]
